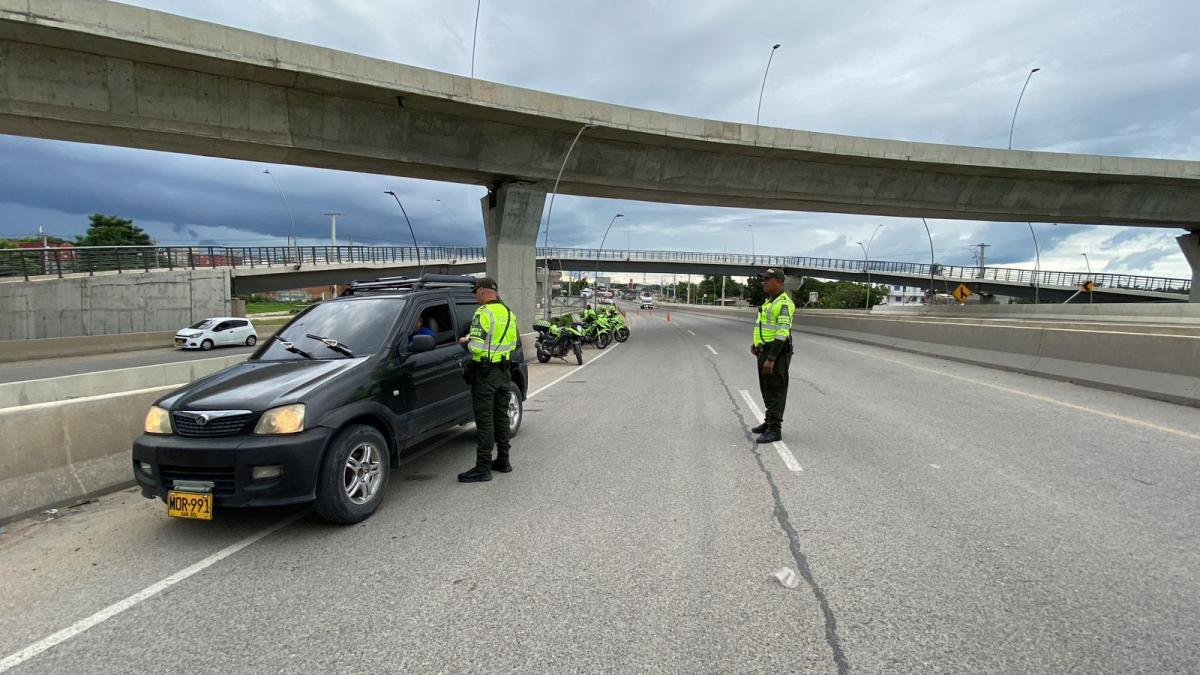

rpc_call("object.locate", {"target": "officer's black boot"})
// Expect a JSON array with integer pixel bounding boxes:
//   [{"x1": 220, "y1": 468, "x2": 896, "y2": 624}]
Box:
[
  {"x1": 491, "y1": 450, "x2": 513, "y2": 473},
  {"x1": 457, "y1": 465, "x2": 493, "y2": 482},
  {"x1": 750, "y1": 421, "x2": 769, "y2": 434},
  {"x1": 756, "y1": 427, "x2": 782, "y2": 443}
]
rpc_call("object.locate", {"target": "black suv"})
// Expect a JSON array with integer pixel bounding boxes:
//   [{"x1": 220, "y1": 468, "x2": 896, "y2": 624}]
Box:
[{"x1": 132, "y1": 275, "x2": 528, "y2": 524}]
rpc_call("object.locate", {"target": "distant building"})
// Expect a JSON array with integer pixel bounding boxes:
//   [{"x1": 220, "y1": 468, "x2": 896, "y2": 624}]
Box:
[
  {"x1": 883, "y1": 284, "x2": 925, "y2": 306},
  {"x1": 191, "y1": 252, "x2": 243, "y2": 267},
  {"x1": 269, "y1": 285, "x2": 347, "y2": 302}
]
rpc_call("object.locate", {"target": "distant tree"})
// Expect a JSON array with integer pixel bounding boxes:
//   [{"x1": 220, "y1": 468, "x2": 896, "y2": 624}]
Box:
[
  {"x1": 792, "y1": 277, "x2": 887, "y2": 308},
  {"x1": 744, "y1": 275, "x2": 766, "y2": 305},
  {"x1": 75, "y1": 214, "x2": 152, "y2": 247}
]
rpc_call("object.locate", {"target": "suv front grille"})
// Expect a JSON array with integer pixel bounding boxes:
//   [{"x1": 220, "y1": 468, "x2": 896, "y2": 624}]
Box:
[
  {"x1": 160, "y1": 465, "x2": 236, "y2": 497},
  {"x1": 172, "y1": 412, "x2": 253, "y2": 438}
]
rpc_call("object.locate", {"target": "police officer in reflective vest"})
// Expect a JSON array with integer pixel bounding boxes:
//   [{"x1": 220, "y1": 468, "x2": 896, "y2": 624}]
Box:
[
  {"x1": 457, "y1": 277, "x2": 519, "y2": 483},
  {"x1": 750, "y1": 268, "x2": 795, "y2": 443}
]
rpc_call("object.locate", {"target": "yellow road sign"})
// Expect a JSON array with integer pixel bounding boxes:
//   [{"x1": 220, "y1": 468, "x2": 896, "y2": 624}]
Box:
[
  {"x1": 953, "y1": 283, "x2": 973, "y2": 302},
  {"x1": 1080, "y1": 280, "x2": 1094, "y2": 293}
]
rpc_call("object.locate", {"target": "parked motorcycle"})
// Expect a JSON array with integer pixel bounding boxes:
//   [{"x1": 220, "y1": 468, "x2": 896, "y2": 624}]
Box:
[
  {"x1": 533, "y1": 320, "x2": 584, "y2": 365},
  {"x1": 578, "y1": 314, "x2": 613, "y2": 350},
  {"x1": 606, "y1": 309, "x2": 631, "y2": 342}
]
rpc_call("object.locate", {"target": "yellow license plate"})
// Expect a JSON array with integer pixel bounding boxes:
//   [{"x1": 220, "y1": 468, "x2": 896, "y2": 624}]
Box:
[
  {"x1": 167, "y1": 491, "x2": 213, "y2": 520},
  {"x1": 174, "y1": 338, "x2": 185, "y2": 345}
]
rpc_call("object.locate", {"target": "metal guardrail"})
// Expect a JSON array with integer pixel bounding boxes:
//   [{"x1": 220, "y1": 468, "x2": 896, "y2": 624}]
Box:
[
  {"x1": 0, "y1": 245, "x2": 484, "y2": 279},
  {"x1": 0, "y1": 245, "x2": 1190, "y2": 295}
]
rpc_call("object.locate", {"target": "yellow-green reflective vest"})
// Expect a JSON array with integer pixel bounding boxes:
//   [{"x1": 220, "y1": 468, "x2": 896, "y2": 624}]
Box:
[
  {"x1": 468, "y1": 301, "x2": 519, "y2": 363},
  {"x1": 753, "y1": 292, "x2": 795, "y2": 348}
]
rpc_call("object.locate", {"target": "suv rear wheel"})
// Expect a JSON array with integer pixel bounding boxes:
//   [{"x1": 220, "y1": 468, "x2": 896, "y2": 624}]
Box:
[
  {"x1": 506, "y1": 382, "x2": 524, "y2": 438},
  {"x1": 314, "y1": 424, "x2": 391, "y2": 524}
]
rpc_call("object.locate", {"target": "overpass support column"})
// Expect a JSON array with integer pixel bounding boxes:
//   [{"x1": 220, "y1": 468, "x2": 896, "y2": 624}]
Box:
[
  {"x1": 1178, "y1": 230, "x2": 1200, "y2": 302},
  {"x1": 481, "y1": 183, "x2": 547, "y2": 327}
]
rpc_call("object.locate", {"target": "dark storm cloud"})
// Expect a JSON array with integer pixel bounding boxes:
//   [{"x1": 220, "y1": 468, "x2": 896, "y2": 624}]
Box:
[{"x1": 1, "y1": 0, "x2": 1197, "y2": 278}]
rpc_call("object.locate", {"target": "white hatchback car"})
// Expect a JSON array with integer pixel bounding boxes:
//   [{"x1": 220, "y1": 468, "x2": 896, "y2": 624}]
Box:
[{"x1": 174, "y1": 317, "x2": 258, "y2": 351}]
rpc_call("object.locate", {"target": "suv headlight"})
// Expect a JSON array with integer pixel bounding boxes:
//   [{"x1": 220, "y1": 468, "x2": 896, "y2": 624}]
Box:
[
  {"x1": 254, "y1": 404, "x2": 305, "y2": 435},
  {"x1": 144, "y1": 406, "x2": 173, "y2": 434}
]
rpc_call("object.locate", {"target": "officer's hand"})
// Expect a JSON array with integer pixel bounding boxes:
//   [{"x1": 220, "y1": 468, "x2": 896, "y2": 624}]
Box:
[
  {"x1": 750, "y1": 345, "x2": 758, "y2": 356},
  {"x1": 761, "y1": 359, "x2": 775, "y2": 375},
  {"x1": 458, "y1": 336, "x2": 469, "y2": 345}
]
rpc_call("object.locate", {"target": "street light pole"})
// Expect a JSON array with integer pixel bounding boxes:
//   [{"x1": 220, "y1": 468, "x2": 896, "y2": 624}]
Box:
[
  {"x1": 384, "y1": 190, "x2": 422, "y2": 275},
  {"x1": 594, "y1": 214, "x2": 624, "y2": 293},
  {"x1": 858, "y1": 223, "x2": 883, "y2": 309},
  {"x1": 1028, "y1": 222, "x2": 1041, "y2": 304},
  {"x1": 755, "y1": 43, "x2": 781, "y2": 127},
  {"x1": 1007, "y1": 67, "x2": 1043, "y2": 305},
  {"x1": 856, "y1": 241, "x2": 869, "y2": 307},
  {"x1": 541, "y1": 123, "x2": 596, "y2": 320},
  {"x1": 1008, "y1": 68, "x2": 1040, "y2": 151},
  {"x1": 748, "y1": 223, "x2": 757, "y2": 259},
  {"x1": 470, "y1": 0, "x2": 482, "y2": 79},
  {"x1": 1082, "y1": 252, "x2": 1093, "y2": 303},
  {"x1": 920, "y1": 218, "x2": 936, "y2": 304},
  {"x1": 263, "y1": 168, "x2": 300, "y2": 267}
]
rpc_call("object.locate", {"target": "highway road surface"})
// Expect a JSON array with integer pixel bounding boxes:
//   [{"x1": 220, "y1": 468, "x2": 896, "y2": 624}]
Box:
[{"x1": 2, "y1": 305, "x2": 1197, "y2": 672}]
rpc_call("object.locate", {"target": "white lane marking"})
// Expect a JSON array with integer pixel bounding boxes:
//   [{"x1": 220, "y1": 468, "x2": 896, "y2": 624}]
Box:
[
  {"x1": 526, "y1": 343, "x2": 620, "y2": 400},
  {"x1": 705, "y1": 344, "x2": 718, "y2": 355},
  {"x1": 0, "y1": 511, "x2": 306, "y2": 673},
  {"x1": 737, "y1": 389, "x2": 803, "y2": 472},
  {"x1": 930, "y1": 464, "x2": 942, "y2": 469},
  {"x1": 687, "y1": 329, "x2": 696, "y2": 336}
]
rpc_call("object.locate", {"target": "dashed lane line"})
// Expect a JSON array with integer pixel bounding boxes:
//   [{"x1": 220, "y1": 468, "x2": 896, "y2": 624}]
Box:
[{"x1": 738, "y1": 389, "x2": 803, "y2": 472}]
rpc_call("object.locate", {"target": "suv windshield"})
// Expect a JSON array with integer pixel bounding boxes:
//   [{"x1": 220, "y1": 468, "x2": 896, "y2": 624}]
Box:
[{"x1": 256, "y1": 297, "x2": 405, "y2": 360}]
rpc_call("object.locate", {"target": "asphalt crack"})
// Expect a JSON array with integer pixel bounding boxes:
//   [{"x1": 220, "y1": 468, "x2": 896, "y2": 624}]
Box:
[{"x1": 706, "y1": 359, "x2": 851, "y2": 674}]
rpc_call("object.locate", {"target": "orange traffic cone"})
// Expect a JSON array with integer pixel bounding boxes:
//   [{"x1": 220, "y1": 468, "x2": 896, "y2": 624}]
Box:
[{"x1": 666, "y1": 311, "x2": 671, "y2": 322}]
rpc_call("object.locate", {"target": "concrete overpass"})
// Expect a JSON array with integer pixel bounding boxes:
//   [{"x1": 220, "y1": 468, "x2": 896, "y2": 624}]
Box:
[{"x1": 2, "y1": 0, "x2": 1200, "y2": 323}]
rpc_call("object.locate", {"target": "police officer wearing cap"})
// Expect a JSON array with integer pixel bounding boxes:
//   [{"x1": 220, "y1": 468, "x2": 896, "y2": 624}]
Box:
[
  {"x1": 750, "y1": 268, "x2": 795, "y2": 443},
  {"x1": 456, "y1": 277, "x2": 519, "y2": 482}
]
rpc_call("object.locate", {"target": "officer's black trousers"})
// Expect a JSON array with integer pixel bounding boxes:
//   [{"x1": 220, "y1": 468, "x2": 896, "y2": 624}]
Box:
[
  {"x1": 471, "y1": 365, "x2": 512, "y2": 468},
  {"x1": 757, "y1": 350, "x2": 791, "y2": 430}
]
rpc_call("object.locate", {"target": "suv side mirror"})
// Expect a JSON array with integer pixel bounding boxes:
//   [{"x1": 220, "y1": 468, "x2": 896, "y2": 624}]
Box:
[{"x1": 409, "y1": 334, "x2": 436, "y2": 353}]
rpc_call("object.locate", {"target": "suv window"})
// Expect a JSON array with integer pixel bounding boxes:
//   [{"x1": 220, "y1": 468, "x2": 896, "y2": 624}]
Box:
[
  {"x1": 454, "y1": 300, "x2": 477, "y2": 339},
  {"x1": 257, "y1": 297, "x2": 405, "y2": 360},
  {"x1": 413, "y1": 301, "x2": 456, "y2": 346}
]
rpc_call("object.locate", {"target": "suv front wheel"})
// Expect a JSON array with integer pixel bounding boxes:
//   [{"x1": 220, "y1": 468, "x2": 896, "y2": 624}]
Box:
[{"x1": 314, "y1": 424, "x2": 391, "y2": 524}]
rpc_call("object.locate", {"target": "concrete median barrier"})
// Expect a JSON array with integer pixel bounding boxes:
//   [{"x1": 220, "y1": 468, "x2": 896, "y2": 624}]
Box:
[
  {"x1": 0, "y1": 385, "x2": 178, "y2": 523},
  {"x1": 0, "y1": 331, "x2": 178, "y2": 363},
  {"x1": 0, "y1": 354, "x2": 248, "y2": 408},
  {"x1": 0, "y1": 324, "x2": 286, "y2": 364}
]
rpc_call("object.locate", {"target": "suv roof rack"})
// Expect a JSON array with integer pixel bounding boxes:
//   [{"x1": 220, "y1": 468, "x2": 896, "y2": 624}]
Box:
[{"x1": 340, "y1": 273, "x2": 478, "y2": 296}]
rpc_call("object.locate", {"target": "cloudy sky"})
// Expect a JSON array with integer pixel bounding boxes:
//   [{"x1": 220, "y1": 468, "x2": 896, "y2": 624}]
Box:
[{"x1": 1, "y1": 0, "x2": 1198, "y2": 281}]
